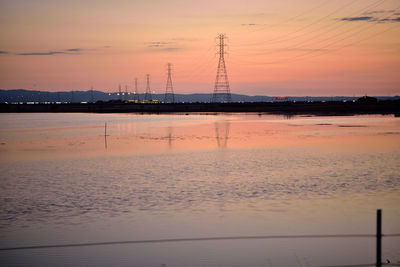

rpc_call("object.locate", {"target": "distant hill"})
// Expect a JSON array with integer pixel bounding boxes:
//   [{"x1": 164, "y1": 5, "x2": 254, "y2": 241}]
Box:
[{"x1": 1, "y1": 89, "x2": 399, "y2": 103}]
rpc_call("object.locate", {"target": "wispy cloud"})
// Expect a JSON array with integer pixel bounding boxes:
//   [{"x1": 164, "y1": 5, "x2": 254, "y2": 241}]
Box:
[
  {"x1": 339, "y1": 13, "x2": 400, "y2": 23},
  {"x1": 145, "y1": 41, "x2": 182, "y2": 52},
  {"x1": 379, "y1": 17, "x2": 400, "y2": 23},
  {"x1": 64, "y1": 48, "x2": 81, "y2": 52},
  {"x1": 17, "y1": 51, "x2": 66, "y2": 56},
  {"x1": 16, "y1": 48, "x2": 84, "y2": 56},
  {"x1": 340, "y1": 16, "x2": 374, "y2": 21},
  {"x1": 168, "y1": 37, "x2": 198, "y2": 42},
  {"x1": 146, "y1": 41, "x2": 172, "y2": 48},
  {"x1": 0, "y1": 51, "x2": 8, "y2": 54},
  {"x1": 241, "y1": 23, "x2": 259, "y2": 26}
]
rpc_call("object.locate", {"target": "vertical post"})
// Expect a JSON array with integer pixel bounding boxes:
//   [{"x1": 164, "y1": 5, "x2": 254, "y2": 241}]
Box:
[
  {"x1": 376, "y1": 209, "x2": 382, "y2": 267},
  {"x1": 104, "y1": 122, "x2": 107, "y2": 149}
]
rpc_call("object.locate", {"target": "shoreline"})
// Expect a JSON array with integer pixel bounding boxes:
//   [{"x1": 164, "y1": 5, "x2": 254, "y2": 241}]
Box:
[{"x1": 0, "y1": 101, "x2": 399, "y2": 116}]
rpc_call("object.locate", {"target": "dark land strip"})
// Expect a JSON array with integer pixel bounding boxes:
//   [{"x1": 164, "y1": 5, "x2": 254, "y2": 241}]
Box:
[{"x1": 1, "y1": 101, "x2": 399, "y2": 116}]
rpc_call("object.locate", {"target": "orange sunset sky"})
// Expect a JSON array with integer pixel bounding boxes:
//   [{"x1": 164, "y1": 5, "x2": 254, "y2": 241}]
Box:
[{"x1": 0, "y1": 0, "x2": 399, "y2": 96}]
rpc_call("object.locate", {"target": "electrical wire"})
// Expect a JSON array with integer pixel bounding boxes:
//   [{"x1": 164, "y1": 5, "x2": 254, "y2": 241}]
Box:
[
  {"x1": 1, "y1": 233, "x2": 399, "y2": 251},
  {"x1": 235, "y1": 0, "x2": 361, "y2": 47},
  {"x1": 234, "y1": 0, "x2": 387, "y2": 53},
  {"x1": 243, "y1": 0, "x2": 332, "y2": 34},
  {"x1": 231, "y1": 8, "x2": 400, "y2": 65}
]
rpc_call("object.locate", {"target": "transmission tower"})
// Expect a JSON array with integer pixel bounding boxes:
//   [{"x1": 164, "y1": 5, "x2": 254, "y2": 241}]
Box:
[
  {"x1": 125, "y1": 85, "x2": 128, "y2": 101},
  {"x1": 118, "y1": 84, "x2": 122, "y2": 100},
  {"x1": 164, "y1": 63, "x2": 175, "y2": 103},
  {"x1": 133, "y1": 78, "x2": 140, "y2": 101},
  {"x1": 212, "y1": 33, "x2": 231, "y2": 103},
  {"x1": 90, "y1": 86, "x2": 94, "y2": 103},
  {"x1": 144, "y1": 74, "x2": 152, "y2": 101}
]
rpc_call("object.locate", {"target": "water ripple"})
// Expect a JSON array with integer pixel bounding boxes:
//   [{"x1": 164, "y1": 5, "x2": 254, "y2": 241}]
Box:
[{"x1": 1, "y1": 149, "x2": 399, "y2": 228}]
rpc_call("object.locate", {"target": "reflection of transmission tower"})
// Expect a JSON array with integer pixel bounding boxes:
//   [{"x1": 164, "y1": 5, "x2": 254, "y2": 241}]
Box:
[
  {"x1": 167, "y1": 126, "x2": 173, "y2": 149},
  {"x1": 133, "y1": 78, "x2": 140, "y2": 101},
  {"x1": 164, "y1": 63, "x2": 175, "y2": 103},
  {"x1": 212, "y1": 34, "x2": 231, "y2": 103},
  {"x1": 215, "y1": 120, "x2": 230, "y2": 149},
  {"x1": 144, "y1": 74, "x2": 152, "y2": 101}
]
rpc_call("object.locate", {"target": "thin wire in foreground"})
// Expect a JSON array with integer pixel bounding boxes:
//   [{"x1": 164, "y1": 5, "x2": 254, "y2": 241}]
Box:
[
  {"x1": 1, "y1": 233, "x2": 399, "y2": 251},
  {"x1": 321, "y1": 264, "x2": 400, "y2": 267}
]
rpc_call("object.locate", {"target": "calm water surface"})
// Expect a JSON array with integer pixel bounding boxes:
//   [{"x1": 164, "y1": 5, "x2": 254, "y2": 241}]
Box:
[{"x1": 0, "y1": 113, "x2": 399, "y2": 266}]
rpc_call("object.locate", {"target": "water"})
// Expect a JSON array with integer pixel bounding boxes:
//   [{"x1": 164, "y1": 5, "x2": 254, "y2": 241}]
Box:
[{"x1": 0, "y1": 113, "x2": 399, "y2": 266}]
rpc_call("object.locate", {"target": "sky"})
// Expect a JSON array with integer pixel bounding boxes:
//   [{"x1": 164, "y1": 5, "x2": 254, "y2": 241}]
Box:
[{"x1": 0, "y1": 0, "x2": 399, "y2": 96}]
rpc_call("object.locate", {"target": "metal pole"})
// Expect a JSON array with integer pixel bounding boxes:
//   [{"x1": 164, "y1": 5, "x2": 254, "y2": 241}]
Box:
[
  {"x1": 104, "y1": 123, "x2": 107, "y2": 149},
  {"x1": 377, "y1": 209, "x2": 382, "y2": 267}
]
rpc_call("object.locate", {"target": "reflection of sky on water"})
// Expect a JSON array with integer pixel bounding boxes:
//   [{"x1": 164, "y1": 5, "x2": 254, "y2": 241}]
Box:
[
  {"x1": 1, "y1": 113, "x2": 399, "y2": 161},
  {"x1": 0, "y1": 113, "x2": 399, "y2": 266}
]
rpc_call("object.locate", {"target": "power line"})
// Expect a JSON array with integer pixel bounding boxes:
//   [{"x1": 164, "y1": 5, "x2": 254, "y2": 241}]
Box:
[
  {"x1": 177, "y1": 56, "x2": 216, "y2": 83},
  {"x1": 235, "y1": 0, "x2": 361, "y2": 47},
  {"x1": 286, "y1": 5, "x2": 400, "y2": 57},
  {"x1": 245, "y1": 0, "x2": 332, "y2": 34},
  {"x1": 234, "y1": 0, "x2": 387, "y2": 55},
  {"x1": 231, "y1": 7, "x2": 400, "y2": 65},
  {"x1": 321, "y1": 264, "x2": 375, "y2": 267},
  {"x1": 1, "y1": 233, "x2": 398, "y2": 251},
  {"x1": 273, "y1": 0, "x2": 387, "y2": 46},
  {"x1": 322, "y1": 264, "x2": 400, "y2": 267},
  {"x1": 176, "y1": 44, "x2": 215, "y2": 81},
  {"x1": 274, "y1": 9, "x2": 400, "y2": 64}
]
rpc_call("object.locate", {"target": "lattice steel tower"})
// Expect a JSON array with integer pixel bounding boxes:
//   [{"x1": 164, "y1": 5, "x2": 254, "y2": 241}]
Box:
[
  {"x1": 118, "y1": 84, "x2": 122, "y2": 100},
  {"x1": 164, "y1": 63, "x2": 175, "y2": 103},
  {"x1": 212, "y1": 34, "x2": 231, "y2": 102},
  {"x1": 124, "y1": 85, "x2": 128, "y2": 101},
  {"x1": 144, "y1": 74, "x2": 152, "y2": 101},
  {"x1": 90, "y1": 86, "x2": 94, "y2": 103},
  {"x1": 133, "y1": 78, "x2": 140, "y2": 101}
]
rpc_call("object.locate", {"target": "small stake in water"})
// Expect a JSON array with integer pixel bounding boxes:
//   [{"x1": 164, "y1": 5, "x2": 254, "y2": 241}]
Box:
[{"x1": 104, "y1": 122, "x2": 108, "y2": 149}]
